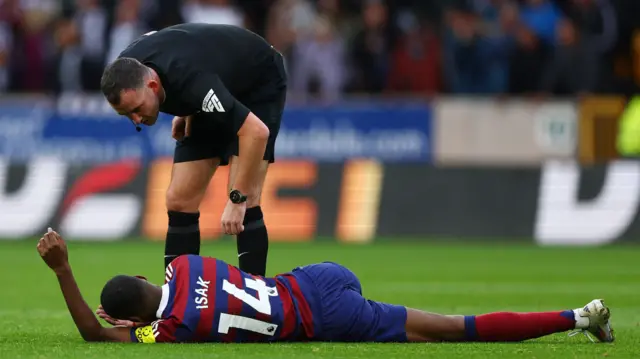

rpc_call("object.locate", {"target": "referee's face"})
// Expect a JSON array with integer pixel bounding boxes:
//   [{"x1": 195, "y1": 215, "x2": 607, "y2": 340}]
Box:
[{"x1": 113, "y1": 86, "x2": 160, "y2": 127}]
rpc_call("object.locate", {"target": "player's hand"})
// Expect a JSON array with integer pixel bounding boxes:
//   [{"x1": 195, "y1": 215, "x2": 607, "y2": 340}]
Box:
[
  {"x1": 171, "y1": 116, "x2": 193, "y2": 141},
  {"x1": 221, "y1": 200, "x2": 246, "y2": 235},
  {"x1": 37, "y1": 227, "x2": 69, "y2": 274},
  {"x1": 95, "y1": 305, "x2": 142, "y2": 327}
]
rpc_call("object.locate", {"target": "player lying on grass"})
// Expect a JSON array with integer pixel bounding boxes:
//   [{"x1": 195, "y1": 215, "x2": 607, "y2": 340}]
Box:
[{"x1": 37, "y1": 229, "x2": 615, "y2": 344}]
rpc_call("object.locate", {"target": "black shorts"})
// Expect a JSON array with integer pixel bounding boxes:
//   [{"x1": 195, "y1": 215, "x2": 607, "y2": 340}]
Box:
[{"x1": 173, "y1": 52, "x2": 287, "y2": 166}]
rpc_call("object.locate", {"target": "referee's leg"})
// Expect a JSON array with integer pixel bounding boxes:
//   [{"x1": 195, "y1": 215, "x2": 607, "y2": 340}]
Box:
[
  {"x1": 163, "y1": 158, "x2": 219, "y2": 269},
  {"x1": 227, "y1": 157, "x2": 270, "y2": 276}
]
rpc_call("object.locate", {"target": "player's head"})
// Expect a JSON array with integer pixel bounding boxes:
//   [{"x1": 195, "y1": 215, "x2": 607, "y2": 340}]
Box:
[
  {"x1": 100, "y1": 275, "x2": 162, "y2": 322},
  {"x1": 100, "y1": 57, "x2": 163, "y2": 127}
]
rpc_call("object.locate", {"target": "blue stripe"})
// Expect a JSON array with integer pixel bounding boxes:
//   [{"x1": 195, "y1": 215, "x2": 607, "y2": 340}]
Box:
[
  {"x1": 184, "y1": 255, "x2": 204, "y2": 327},
  {"x1": 162, "y1": 269, "x2": 179, "y2": 318},
  {"x1": 210, "y1": 260, "x2": 229, "y2": 341},
  {"x1": 176, "y1": 255, "x2": 204, "y2": 342},
  {"x1": 464, "y1": 315, "x2": 478, "y2": 340}
]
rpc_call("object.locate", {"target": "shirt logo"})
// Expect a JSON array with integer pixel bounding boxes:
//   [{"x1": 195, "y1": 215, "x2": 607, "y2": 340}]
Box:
[{"x1": 202, "y1": 89, "x2": 225, "y2": 113}]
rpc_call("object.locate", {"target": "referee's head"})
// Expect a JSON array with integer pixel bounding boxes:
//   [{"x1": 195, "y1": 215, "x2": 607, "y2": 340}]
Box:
[
  {"x1": 101, "y1": 58, "x2": 163, "y2": 127},
  {"x1": 101, "y1": 58, "x2": 150, "y2": 105}
]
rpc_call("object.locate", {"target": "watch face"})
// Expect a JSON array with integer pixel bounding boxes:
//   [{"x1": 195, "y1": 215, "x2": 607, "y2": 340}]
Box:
[{"x1": 230, "y1": 190, "x2": 243, "y2": 203}]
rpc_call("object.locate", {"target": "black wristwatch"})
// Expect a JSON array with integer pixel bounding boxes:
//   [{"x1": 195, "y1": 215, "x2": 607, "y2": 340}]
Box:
[{"x1": 229, "y1": 189, "x2": 247, "y2": 204}]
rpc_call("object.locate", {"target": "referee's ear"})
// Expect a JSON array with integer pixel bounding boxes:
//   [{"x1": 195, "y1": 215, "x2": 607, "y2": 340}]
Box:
[{"x1": 237, "y1": 112, "x2": 269, "y2": 139}]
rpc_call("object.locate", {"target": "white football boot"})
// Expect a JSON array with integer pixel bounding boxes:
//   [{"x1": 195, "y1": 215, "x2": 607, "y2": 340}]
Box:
[{"x1": 568, "y1": 299, "x2": 614, "y2": 343}]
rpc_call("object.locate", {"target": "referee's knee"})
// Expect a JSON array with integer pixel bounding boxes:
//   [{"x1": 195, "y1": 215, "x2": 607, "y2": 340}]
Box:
[{"x1": 165, "y1": 189, "x2": 201, "y2": 213}]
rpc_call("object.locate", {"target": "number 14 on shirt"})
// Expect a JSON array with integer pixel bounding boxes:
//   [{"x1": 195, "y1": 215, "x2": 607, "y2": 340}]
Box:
[{"x1": 219, "y1": 277, "x2": 280, "y2": 336}]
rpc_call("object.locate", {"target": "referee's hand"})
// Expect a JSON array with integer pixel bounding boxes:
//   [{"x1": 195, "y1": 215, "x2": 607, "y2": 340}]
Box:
[
  {"x1": 222, "y1": 200, "x2": 246, "y2": 235},
  {"x1": 172, "y1": 116, "x2": 192, "y2": 140}
]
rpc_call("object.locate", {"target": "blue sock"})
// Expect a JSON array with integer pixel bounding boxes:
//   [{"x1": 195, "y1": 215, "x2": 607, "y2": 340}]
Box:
[{"x1": 560, "y1": 310, "x2": 575, "y2": 321}]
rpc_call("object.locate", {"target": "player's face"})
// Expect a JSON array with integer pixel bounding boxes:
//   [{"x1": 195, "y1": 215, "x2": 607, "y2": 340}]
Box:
[{"x1": 112, "y1": 85, "x2": 160, "y2": 127}]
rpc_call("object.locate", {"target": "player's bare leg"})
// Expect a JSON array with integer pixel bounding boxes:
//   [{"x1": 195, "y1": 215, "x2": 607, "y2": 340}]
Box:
[
  {"x1": 164, "y1": 158, "x2": 219, "y2": 268},
  {"x1": 228, "y1": 156, "x2": 270, "y2": 276},
  {"x1": 404, "y1": 299, "x2": 614, "y2": 343}
]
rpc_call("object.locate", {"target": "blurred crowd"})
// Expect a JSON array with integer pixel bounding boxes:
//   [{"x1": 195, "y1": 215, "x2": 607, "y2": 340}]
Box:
[{"x1": 1, "y1": 0, "x2": 640, "y2": 102}]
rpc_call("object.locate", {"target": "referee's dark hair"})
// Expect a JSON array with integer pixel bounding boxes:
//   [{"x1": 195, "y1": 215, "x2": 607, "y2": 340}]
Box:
[
  {"x1": 100, "y1": 275, "x2": 149, "y2": 320},
  {"x1": 100, "y1": 57, "x2": 149, "y2": 106}
]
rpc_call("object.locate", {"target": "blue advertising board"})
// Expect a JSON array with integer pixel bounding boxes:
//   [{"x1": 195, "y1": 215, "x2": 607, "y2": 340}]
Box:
[{"x1": 0, "y1": 95, "x2": 432, "y2": 163}]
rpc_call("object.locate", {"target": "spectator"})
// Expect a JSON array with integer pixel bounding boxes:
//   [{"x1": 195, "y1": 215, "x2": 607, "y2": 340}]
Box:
[
  {"x1": 387, "y1": 12, "x2": 442, "y2": 95},
  {"x1": 565, "y1": 0, "x2": 617, "y2": 53},
  {"x1": 349, "y1": 0, "x2": 393, "y2": 93},
  {"x1": 9, "y1": 0, "x2": 60, "y2": 92},
  {"x1": 443, "y1": 7, "x2": 510, "y2": 94},
  {"x1": 264, "y1": 0, "x2": 316, "y2": 57},
  {"x1": 0, "y1": 21, "x2": 10, "y2": 92},
  {"x1": 539, "y1": 18, "x2": 599, "y2": 95},
  {"x1": 508, "y1": 24, "x2": 550, "y2": 94},
  {"x1": 51, "y1": 17, "x2": 82, "y2": 93},
  {"x1": 106, "y1": 0, "x2": 146, "y2": 64},
  {"x1": 75, "y1": 0, "x2": 108, "y2": 91},
  {"x1": 519, "y1": 0, "x2": 562, "y2": 46},
  {"x1": 182, "y1": 0, "x2": 245, "y2": 27},
  {"x1": 290, "y1": 15, "x2": 346, "y2": 103}
]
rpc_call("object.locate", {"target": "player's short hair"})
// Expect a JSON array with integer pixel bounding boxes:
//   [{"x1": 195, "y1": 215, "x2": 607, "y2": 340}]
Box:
[
  {"x1": 100, "y1": 275, "x2": 148, "y2": 320},
  {"x1": 100, "y1": 57, "x2": 149, "y2": 105}
]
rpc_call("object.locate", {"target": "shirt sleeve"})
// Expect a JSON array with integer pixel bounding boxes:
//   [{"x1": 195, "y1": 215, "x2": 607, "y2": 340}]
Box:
[
  {"x1": 130, "y1": 318, "x2": 183, "y2": 343},
  {"x1": 181, "y1": 71, "x2": 251, "y2": 133}
]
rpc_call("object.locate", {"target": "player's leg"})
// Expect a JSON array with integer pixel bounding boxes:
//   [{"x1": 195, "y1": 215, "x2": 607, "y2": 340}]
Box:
[
  {"x1": 404, "y1": 299, "x2": 614, "y2": 343},
  {"x1": 227, "y1": 156, "x2": 269, "y2": 276},
  {"x1": 164, "y1": 115, "x2": 227, "y2": 269},
  {"x1": 164, "y1": 158, "x2": 219, "y2": 268}
]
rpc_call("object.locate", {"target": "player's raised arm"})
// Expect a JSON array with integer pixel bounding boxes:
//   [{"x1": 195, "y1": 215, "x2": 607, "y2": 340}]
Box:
[{"x1": 37, "y1": 229, "x2": 131, "y2": 342}]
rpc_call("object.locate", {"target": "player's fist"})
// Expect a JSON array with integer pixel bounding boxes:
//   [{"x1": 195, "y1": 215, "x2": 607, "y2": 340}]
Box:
[
  {"x1": 172, "y1": 115, "x2": 192, "y2": 141},
  {"x1": 37, "y1": 227, "x2": 69, "y2": 274}
]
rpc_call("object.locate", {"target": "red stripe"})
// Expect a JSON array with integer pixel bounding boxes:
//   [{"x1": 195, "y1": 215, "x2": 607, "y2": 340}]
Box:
[
  {"x1": 225, "y1": 265, "x2": 244, "y2": 342},
  {"x1": 275, "y1": 279, "x2": 296, "y2": 339},
  {"x1": 194, "y1": 258, "x2": 217, "y2": 341},
  {"x1": 282, "y1": 274, "x2": 314, "y2": 338}
]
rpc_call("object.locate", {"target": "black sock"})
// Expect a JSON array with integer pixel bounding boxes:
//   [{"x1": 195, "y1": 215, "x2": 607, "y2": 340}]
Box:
[
  {"x1": 165, "y1": 211, "x2": 201, "y2": 269},
  {"x1": 237, "y1": 206, "x2": 268, "y2": 276}
]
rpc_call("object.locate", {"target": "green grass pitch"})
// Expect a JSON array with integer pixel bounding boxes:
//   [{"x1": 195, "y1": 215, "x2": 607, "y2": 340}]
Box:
[{"x1": 1, "y1": 239, "x2": 638, "y2": 358}]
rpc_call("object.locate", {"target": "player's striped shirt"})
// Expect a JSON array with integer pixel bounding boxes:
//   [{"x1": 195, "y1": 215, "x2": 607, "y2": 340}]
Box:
[{"x1": 130, "y1": 255, "x2": 315, "y2": 343}]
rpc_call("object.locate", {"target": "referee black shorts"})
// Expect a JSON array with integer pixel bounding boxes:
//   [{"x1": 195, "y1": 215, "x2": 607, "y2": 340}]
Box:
[{"x1": 173, "y1": 51, "x2": 287, "y2": 166}]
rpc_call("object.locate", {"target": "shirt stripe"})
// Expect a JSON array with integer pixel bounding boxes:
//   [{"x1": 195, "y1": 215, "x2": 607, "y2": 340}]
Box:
[
  {"x1": 281, "y1": 274, "x2": 314, "y2": 339},
  {"x1": 225, "y1": 264, "x2": 244, "y2": 342},
  {"x1": 194, "y1": 256, "x2": 217, "y2": 341}
]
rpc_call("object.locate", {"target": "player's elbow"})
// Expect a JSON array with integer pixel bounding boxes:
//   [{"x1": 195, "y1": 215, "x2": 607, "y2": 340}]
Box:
[
  {"x1": 238, "y1": 112, "x2": 269, "y2": 140},
  {"x1": 81, "y1": 328, "x2": 115, "y2": 343},
  {"x1": 81, "y1": 332, "x2": 104, "y2": 342}
]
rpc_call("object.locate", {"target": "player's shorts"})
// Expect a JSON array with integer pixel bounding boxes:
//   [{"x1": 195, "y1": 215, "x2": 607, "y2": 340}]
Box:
[
  {"x1": 173, "y1": 50, "x2": 287, "y2": 166},
  {"x1": 292, "y1": 262, "x2": 408, "y2": 342}
]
